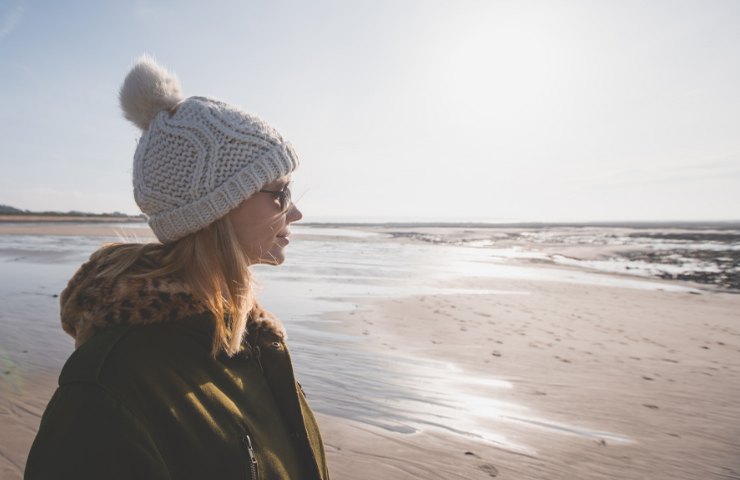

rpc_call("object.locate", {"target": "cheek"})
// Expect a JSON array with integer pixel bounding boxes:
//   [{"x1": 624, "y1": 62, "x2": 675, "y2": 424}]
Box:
[
  {"x1": 240, "y1": 226, "x2": 282, "y2": 256},
  {"x1": 227, "y1": 203, "x2": 285, "y2": 257},
  {"x1": 230, "y1": 220, "x2": 253, "y2": 248}
]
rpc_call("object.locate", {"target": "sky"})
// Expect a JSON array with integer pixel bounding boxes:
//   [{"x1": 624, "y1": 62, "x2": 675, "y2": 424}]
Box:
[{"x1": 0, "y1": 0, "x2": 738, "y2": 223}]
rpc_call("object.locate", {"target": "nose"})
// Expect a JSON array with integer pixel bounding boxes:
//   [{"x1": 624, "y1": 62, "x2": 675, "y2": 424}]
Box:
[{"x1": 287, "y1": 202, "x2": 303, "y2": 223}]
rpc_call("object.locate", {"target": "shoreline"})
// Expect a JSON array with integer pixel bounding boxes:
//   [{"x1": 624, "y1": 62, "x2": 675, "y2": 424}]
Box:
[{"x1": 1, "y1": 221, "x2": 737, "y2": 294}]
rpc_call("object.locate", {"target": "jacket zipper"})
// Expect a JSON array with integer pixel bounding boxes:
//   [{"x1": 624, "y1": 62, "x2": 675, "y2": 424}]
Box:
[{"x1": 241, "y1": 434, "x2": 260, "y2": 480}]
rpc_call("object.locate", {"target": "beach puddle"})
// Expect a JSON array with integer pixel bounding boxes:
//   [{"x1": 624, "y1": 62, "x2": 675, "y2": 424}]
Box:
[{"x1": 261, "y1": 237, "x2": 703, "y2": 293}]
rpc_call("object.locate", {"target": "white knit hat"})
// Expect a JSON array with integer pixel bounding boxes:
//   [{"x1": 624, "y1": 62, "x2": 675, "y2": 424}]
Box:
[{"x1": 119, "y1": 55, "x2": 299, "y2": 243}]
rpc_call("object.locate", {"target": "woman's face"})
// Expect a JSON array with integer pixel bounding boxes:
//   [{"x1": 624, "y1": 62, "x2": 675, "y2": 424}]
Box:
[{"x1": 227, "y1": 175, "x2": 302, "y2": 265}]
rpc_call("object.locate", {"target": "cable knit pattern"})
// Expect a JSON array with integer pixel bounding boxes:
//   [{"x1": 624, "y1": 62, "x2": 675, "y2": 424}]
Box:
[
  {"x1": 120, "y1": 55, "x2": 300, "y2": 243},
  {"x1": 132, "y1": 96, "x2": 299, "y2": 243}
]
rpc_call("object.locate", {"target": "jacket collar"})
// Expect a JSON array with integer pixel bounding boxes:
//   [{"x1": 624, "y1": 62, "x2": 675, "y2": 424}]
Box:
[{"x1": 60, "y1": 245, "x2": 285, "y2": 349}]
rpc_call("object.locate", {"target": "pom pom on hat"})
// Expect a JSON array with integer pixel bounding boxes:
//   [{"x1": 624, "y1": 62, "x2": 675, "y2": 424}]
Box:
[{"x1": 119, "y1": 55, "x2": 183, "y2": 131}]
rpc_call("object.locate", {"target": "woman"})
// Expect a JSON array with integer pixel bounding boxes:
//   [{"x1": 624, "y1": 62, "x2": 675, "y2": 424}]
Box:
[{"x1": 24, "y1": 56, "x2": 330, "y2": 480}]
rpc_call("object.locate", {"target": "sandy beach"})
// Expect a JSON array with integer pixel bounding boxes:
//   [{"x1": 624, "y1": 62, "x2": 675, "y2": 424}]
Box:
[
  {"x1": 318, "y1": 280, "x2": 740, "y2": 479},
  {"x1": 1, "y1": 221, "x2": 738, "y2": 479}
]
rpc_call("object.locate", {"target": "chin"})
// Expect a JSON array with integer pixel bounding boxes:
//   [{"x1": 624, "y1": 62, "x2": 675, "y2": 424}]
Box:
[{"x1": 261, "y1": 252, "x2": 285, "y2": 265}]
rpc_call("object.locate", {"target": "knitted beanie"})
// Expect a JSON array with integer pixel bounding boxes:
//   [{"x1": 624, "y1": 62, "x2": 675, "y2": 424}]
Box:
[{"x1": 119, "y1": 55, "x2": 299, "y2": 243}]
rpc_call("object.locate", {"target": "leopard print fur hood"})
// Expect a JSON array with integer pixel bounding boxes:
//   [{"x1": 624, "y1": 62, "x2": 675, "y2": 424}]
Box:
[{"x1": 60, "y1": 245, "x2": 285, "y2": 349}]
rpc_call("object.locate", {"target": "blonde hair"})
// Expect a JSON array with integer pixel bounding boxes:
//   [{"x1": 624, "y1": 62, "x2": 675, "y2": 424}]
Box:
[{"x1": 98, "y1": 216, "x2": 265, "y2": 358}]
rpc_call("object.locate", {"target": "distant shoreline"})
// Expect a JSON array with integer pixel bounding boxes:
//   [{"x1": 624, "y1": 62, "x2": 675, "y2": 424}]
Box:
[
  {"x1": 2, "y1": 214, "x2": 739, "y2": 230},
  {"x1": 0, "y1": 214, "x2": 145, "y2": 223},
  {"x1": 300, "y1": 220, "x2": 740, "y2": 230}
]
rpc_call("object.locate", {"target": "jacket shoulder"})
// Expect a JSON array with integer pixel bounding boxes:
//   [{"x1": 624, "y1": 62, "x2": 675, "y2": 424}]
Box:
[
  {"x1": 58, "y1": 324, "x2": 134, "y2": 385},
  {"x1": 58, "y1": 313, "x2": 215, "y2": 387},
  {"x1": 25, "y1": 382, "x2": 171, "y2": 479}
]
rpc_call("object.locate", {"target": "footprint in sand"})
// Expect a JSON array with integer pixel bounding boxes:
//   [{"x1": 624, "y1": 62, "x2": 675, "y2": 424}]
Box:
[{"x1": 478, "y1": 464, "x2": 499, "y2": 477}]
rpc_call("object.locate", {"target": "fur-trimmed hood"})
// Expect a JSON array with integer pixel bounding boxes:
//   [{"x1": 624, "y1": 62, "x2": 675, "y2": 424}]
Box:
[{"x1": 60, "y1": 246, "x2": 285, "y2": 349}]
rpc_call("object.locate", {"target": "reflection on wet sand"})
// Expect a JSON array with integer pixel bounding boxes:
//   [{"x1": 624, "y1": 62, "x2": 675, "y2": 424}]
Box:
[{"x1": 289, "y1": 319, "x2": 632, "y2": 458}]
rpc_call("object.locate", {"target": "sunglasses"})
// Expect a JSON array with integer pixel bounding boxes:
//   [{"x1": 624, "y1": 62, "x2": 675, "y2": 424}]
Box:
[{"x1": 259, "y1": 183, "x2": 292, "y2": 212}]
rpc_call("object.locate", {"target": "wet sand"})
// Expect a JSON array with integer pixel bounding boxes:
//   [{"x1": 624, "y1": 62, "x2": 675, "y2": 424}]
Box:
[
  {"x1": 0, "y1": 220, "x2": 152, "y2": 238},
  {"x1": 1, "y1": 222, "x2": 739, "y2": 479},
  {"x1": 318, "y1": 280, "x2": 740, "y2": 479}
]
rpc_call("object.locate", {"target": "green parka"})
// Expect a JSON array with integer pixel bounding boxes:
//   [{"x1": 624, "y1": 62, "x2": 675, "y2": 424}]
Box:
[{"x1": 25, "y1": 248, "x2": 330, "y2": 480}]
